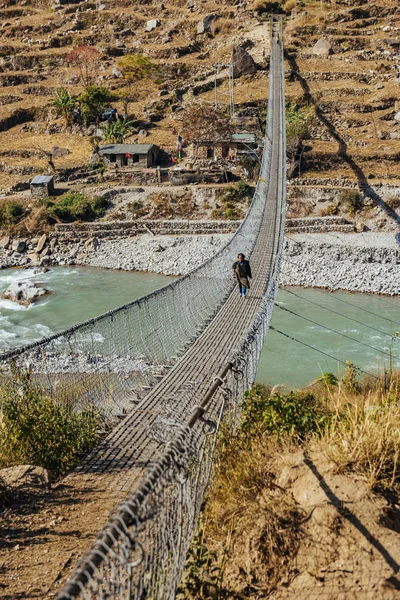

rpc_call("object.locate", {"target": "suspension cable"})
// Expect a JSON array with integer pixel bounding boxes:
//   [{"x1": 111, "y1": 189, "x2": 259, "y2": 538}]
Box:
[
  {"x1": 275, "y1": 303, "x2": 399, "y2": 361},
  {"x1": 279, "y1": 276, "x2": 398, "y2": 339},
  {"x1": 269, "y1": 326, "x2": 378, "y2": 379},
  {"x1": 282, "y1": 260, "x2": 400, "y2": 326}
]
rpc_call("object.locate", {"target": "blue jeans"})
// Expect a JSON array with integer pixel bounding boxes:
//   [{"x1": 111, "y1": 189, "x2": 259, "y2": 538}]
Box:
[{"x1": 239, "y1": 283, "x2": 247, "y2": 296}]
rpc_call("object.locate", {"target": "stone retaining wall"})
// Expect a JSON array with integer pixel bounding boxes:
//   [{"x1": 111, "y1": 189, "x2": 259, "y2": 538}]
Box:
[
  {"x1": 53, "y1": 216, "x2": 356, "y2": 242},
  {"x1": 54, "y1": 219, "x2": 241, "y2": 240}
]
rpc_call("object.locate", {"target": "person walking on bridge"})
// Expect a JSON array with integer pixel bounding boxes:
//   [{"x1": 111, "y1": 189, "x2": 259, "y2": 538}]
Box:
[{"x1": 232, "y1": 253, "x2": 252, "y2": 298}]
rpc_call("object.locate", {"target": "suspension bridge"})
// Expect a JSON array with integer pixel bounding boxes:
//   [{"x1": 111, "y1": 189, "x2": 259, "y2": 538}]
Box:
[{"x1": 1, "y1": 22, "x2": 286, "y2": 600}]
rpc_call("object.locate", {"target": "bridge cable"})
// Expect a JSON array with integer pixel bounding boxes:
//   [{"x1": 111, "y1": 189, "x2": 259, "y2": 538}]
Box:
[
  {"x1": 279, "y1": 275, "x2": 398, "y2": 339},
  {"x1": 275, "y1": 303, "x2": 400, "y2": 361},
  {"x1": 282, "y1": 260, "x2": 400, "y2": 327},
  {"x1": 269, "y1": 326, "x2": 378, "y2": 379}
]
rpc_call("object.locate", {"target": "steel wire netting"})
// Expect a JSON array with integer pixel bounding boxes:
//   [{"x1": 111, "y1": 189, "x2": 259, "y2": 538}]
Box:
[
  {"x1": 57, "y1": 291, "x2": 279, "y2": 600},
  {"x1": 57, "y1": 23, "x2": 286, "y2": 600},
  {"x1": 0, "y1": 131, "x2": 269, "y2": 424}
]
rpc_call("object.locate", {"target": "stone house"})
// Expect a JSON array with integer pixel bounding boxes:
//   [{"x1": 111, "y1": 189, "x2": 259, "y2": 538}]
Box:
[
  {"x1": 194, "y1": 133, "x2": 261, "y2": 160},
  {"x1": 98, "y1": 144, "x2": 160, "y2": 168},
  {"x1": 30, "y1": 175, "x2": 55, "y2": 199}
]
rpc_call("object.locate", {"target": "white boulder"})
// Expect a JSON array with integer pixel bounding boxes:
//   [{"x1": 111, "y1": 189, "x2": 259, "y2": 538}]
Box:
[{"x1": 1, "y1": 280, "x2": 49, "y2": 306}]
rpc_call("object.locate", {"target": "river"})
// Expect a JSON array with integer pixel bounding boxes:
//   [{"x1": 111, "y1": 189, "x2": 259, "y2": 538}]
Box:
[{"x1": 0, "y1": 267, "x2": 398, "y2": 388}]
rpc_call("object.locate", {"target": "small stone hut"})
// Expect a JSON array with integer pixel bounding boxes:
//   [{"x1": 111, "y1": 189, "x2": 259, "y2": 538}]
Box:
[
  {"x1": 98, "y1": 144, "x2": 159, "y2": 168},
  {"x1": 194, "y1": 133, "x2": 260, "y2": 160},
  {"x1": 30, "y1": 175, "x2": 55, "y2": 199}
]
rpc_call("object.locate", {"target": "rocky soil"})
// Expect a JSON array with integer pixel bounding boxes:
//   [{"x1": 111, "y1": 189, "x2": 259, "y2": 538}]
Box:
[
  {"x1": 223, "y1": 450, "x2": 400, "y2": 600},
  {"x1": 282, "y1": 232, "x2": 400, "y2": 295}
]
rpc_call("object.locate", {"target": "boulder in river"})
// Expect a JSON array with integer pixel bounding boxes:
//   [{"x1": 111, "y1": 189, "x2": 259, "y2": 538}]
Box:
[{"x1": 1, "y1": 280, "x2": 49, "y2": 306}]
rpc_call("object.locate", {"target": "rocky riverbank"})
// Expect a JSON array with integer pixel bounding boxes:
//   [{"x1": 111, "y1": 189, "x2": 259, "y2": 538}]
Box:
[
  {"x1": 281, "y1": 232, "x2": 400, "y2": 296},
  {"x1": 0, "y1": 232, "x2": 398, "y2": 295},
  {"x1": 83, "y1": 233, "x2": 230, "y2": 275}
]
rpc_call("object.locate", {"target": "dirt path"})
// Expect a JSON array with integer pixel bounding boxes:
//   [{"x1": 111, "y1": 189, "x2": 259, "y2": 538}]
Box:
[
  {"x1": 0, "y1": 473, "x2": 121, "y2": 599},
  {"x1": 270, "y1": 452, "x2": 400, "y2": 599}
]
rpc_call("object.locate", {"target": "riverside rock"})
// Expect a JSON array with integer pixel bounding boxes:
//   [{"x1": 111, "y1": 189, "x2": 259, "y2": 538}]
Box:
[
  {"x1": 0, "y1": 236, "x2": 10, "y2": 249},
  {"x1": 36, "y1": 234, "x2": 47, "y2": 254},
  {"x1": 12, "y1": 240, "x2": 26, "y2": 253},
  {"x1": 1, "y1": 280, "x2": 49, "y2": 306}
]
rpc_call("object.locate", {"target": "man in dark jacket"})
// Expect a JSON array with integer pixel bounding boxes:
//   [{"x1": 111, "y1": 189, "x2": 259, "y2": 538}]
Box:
[{"x1": 232, "y1": 253, "x2": 252, "y2": 297}]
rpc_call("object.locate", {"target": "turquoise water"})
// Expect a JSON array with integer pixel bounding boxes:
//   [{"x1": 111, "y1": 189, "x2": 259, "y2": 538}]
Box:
[
  {"x1": 0, "y1": 267, "x2": 173, "y2": 350},
  {"x1": 257, "y1": 287, "x2": 400, "y2": 388},
  {"x1": 0, "y1": 267, "x2": 399, "y2": 388}
]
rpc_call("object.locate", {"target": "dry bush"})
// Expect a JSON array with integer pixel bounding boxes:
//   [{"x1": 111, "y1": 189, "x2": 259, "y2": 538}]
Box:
[
  {"x1": 12, "y1": 205, "x2": 55, "y2": 236},
  {"x1": 317, "y1": 370, "x2": 400, "y2": 494},
  {"x1": 386, "y1": 195, "x2": 400, "y2": 210},
  {"x1": 287, "y1": 198, "x2": 314, "y2": 217},
  {"x1": 283, "y1": 0, "x2": 297, "y2": 12},
  {"x1": 318, "y1": 202, "x2": 339, "y2": 216},
  {"x1": 202, "y1": 435, "x2": 304, "y2": 598},
  {"x1": 149, "y1": 192, "x2": 195, "y2": 219},
  {"x1": 253, "y1": 0, "x2": 283, "y2": 13},
  {"x1": 339, "y1": 189, "x2": 363, "y2": 214},
  {"x1": 209, "y1": 19, "x2": 233, "y2": 36}
]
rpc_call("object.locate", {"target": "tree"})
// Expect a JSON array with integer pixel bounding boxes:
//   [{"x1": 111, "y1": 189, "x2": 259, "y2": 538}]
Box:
[
  {"x1": 117, "y1": 53, "x2": 158, "y2": 116},
  {"x1": 52, "y1": 88, "x2": 76, "y2": 126},
  {"x1": 78, "y1": 86, "x2": 116, "y2": 126},
  {"x1": 285, "y1": 101, "x2": 314, "y2": 178},
  {"x1": 66, "y1": 45, "x2": 102, "y2": 86},
  {"x1": 180, "y1": 102, "x2": 232, "y2": 162},
  {"x1": 103, "y1": 118, "x2": 137, "y2": 143}
]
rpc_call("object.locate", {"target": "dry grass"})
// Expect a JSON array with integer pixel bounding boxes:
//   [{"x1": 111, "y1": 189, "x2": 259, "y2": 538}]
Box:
[
  {"x1": 315, "y1": 370, "x2": 400, "y2": 494},
  {"x1": 202, "y1": 435, "x2": 304, "y2": 598},
  {"x1": 180, "y1": 368, "x2": 400, "y2": 597}
]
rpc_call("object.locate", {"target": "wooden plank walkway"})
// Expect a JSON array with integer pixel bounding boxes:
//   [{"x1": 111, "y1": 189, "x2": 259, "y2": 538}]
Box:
[
  {"x1": 3, "y1": 29, "x2": 286, "y2": 600},
  {"x1": 52, "y1": 34, "x2": 285, "y2": 592}
]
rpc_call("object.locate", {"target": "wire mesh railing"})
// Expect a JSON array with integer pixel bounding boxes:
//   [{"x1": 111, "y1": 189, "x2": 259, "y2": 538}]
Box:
[
  {"x1": 0, "y1": 135, "x2": 268, "y2": 424},
  {"x1": 57, "y1": 19, "x2": 286, "y2": 600},
  {"x1": 0, "y1": 37, "x2": 285, "y2": 419}
]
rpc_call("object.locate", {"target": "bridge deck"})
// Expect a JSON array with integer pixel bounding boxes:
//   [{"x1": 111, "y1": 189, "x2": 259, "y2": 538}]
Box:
[{"x1": 4, "y1": 29, "x2": 285, "y2": 599}]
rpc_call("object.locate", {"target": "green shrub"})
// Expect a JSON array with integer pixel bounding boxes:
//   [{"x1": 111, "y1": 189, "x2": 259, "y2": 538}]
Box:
[
  {"x1": 222, "y1": 181, "x2": 254, "y2": 204},
  {"x1": 0, "y1": 367, "x2": 101, "y2": 480},
  {"x1": 91, "y1": 195, "x2": 108, "y2": 214},
  {"x1": 339, "y1": 189, "x2": 363, "y2": 214},
  {"x1": 241, "y1": 384, "x2": 331, "y2": 441},
  {"x1": 0, "y1": 200, "x2": 25, "y2": 226},
  {"x1": 51, "y1": 192, "x2": 108, "y2": 222}
]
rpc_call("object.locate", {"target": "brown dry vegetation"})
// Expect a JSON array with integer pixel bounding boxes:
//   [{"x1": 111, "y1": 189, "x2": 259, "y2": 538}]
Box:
[
  {"x1": 179, "y1": 368, "x2": 400, "y2": 599},
  {"x1": 0, "y1": 0, "x2": 398, "y2": 236}
]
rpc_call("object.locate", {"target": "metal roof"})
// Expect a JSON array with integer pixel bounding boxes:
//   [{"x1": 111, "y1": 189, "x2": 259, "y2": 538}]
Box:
[
  {"x1": 98, "y1": 144, "x2": 156, "y2": 155},
  {"x1": 30, "y1": 175, "x2": 54, "y2": 184},
  {"x1": 231, "y1": 133, "x2": 259, "y2": 143}
]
